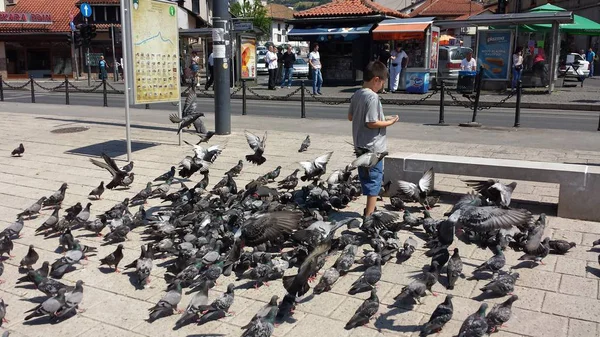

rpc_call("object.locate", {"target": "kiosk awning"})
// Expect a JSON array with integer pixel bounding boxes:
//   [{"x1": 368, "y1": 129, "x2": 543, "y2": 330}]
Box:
[
  {"x1": 372, "y1": 17, "x2": 433, "y2": 41},
  {"x1": 288, "y1": 23, "x2": 374, "y2": 41}
]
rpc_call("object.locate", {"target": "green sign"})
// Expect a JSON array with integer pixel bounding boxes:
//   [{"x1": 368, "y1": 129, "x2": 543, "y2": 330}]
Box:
[{"x1": 169, "y1": 6, "x2": 175, "y2": 16}]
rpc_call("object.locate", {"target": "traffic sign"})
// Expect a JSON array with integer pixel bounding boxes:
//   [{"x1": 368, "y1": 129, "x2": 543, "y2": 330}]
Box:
[
  {"x1": 70, "y1": 21, "x2": 76, "y2": 31},
  {"x1": 80, "y1": 3, "x2": 92, "y2": 18},
  {"x1": 233, "y1": 22, "x2": 253, "y2": 31}
]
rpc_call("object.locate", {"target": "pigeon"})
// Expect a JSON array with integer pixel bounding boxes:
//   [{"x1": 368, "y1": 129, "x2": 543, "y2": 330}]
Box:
[
  {"x1": 480, "y1": 271, "x2": 519, "y2": 297},
  {"x1": 300, "y1": 152, "x2": 333, "y2": 182},
  {"x1": 263, "y1": 166, "x2": 282, "y2": 182},
  {"x1": 518, "y1": 237, "x2": 550, "y2": 264},
  {"x1": 24, "y1": 288, "x2": 66, "y2": 321},
  {"x1": 99, "y1": 244, "x2": 124, "y2": 272},
  {"x1": 396, "y1": 167, "x2": 435, "y2": 208},
  {"x1": 394, "y1": 262, "x2": 439, "y2": 305},
  {"x1": 451, "y1": 206, "x2": 532, "y2": 233},
  {"x1": 0, "y1": 236, "x2": 14, "y2": 259},
  {"x1": 136, "y1": 246, "x2": 154, "y2": 287},
  {"x1": 241, "y1": 295, "x2": 279, "y2": 330},
  {"x1": 0, "y1": 298, "x2": 6, "y2": 326},
  {"x1": 344, "y1": 288, "x2": 379, "y2": 330},
  {"x1": 420, "y1": 295, "x2": 453, "y2": 337},
  {"x1": 226, "y1": 160, "x2": 244, "y2": 177},
  {"x1": 348, "y1": 259, "x2": 381, "y2": 295},
  {"x1": 314, "y1": 267, "x2": 340, "y2": 294},
  {"x1": 74, "y1": 202, "x2": 92, "y2": 224},
  {"x1": 174, "y1": 280, "x2": 215, "y2": 329},
  {"x1": 334, "y1": 244, "x2": 358, "y2": 274},
  {"x1": 276, "y1": 293, "x2": 296, "y2": 320},
  {"x1": 90, "y1": 153, "x2": 131, "y2": 189},
  {"x1": 486, "y1": 295, "x2": 518, "y2": 334},
  {"x1": 197, "y1": 283, "x2": 235, "y2": 325},
  {"x1": 169, "y1": 90, "x2": 204, "y2": 134},
  {"x1": 278, "y1": 169, "x2": 300, "y2": 191},
  {"x1": 396, "y1": 237, "x2": 417, "y2": 264},
  {"x1": 241, "y1": 306, "x2": 277, "y2": 337},
  {"x1": 298, "y1": 135, "x2": 310, "y2": 152},
  {"x1": 121, "y1": 172, "x2": 135, "y2": 187},
  {"x1": 362, "y1": 210, "x2": 400, "y2": 233},
  {"x1": 2, "y1": 217, "x2": 24, "y2": 238},
  {"x1": 196, "y1": 131, "x2": 215, "y2": 144},
  {"x1": 283, "y1": 239, "x2": 330, "y2": 297},
  {"x1": 458, "y1": 303, "x2": 488, "y2": 337},
  {"x1": 36, "y1": 207, "x2": 60, "y2": 234},
  {"x1": 548, "y1": 240, "x2": 576, "y2": 255},
  {"x1": 11, "y1": 143, "x2": 24, "y2": 157},
  {"x1": 0, "y1": 260, "x2": 4, "y2": 283},
  {"x1": 446, "y1": 248, "x2": 463, "y2": 290},
  {"x1": 20, "y1": 245, "x2": 39, "y2": 269},
  {"x1": 236, "y1": 210, "x2": 303, "y2": 247},
  {"x1": 349, "y1": 149, "x2": 388, "y2": 170},
  {"x1": 88, "y1": 181, "x2": 105, "y2": 200},
  {"x1": 50, "y1": 244, "x2": 84, "y2": 279},
  {"x1": 56, "y1": 280, "x2": 84, "y2": 318},
  {"x1": 463, "y1": 179, "x2": 517, "y2": 208},
  {"x1": 17, "y1": 197, "x2": 46, "y2": 219},
  {"x1": 473, "y1": 246, "x2": 505, "y2": 277},
  {"x1": 148, "y1": 281, "x2": 183, "y2": 322},
  {"x1": 403, "y1": 210, "x2": 422, "y2": 227},
  {"x1": 245, "y1": 130, "x2": 268, "y2": 165},
  {"x1": 131, "y1": 182, "x2": 153, "y2": 206},
  {"x1": 122, "y1": 161, "x2": 134, "y2": 173},
  {"x1": 84, "y1": 217, "x2": 107, "y2": 236},
  {"x1": 154, "y1": 166, "x2": 176, "y2": 182}
]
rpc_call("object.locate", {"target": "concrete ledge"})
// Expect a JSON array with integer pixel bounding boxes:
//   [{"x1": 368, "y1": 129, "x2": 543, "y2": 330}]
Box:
[{"x1": 384, "y1": 152, "x2": 600, "y2": 221}]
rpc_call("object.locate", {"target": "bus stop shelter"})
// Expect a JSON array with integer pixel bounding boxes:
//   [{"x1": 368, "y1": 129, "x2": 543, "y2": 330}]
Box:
[{"x1": 434, "y1": 12, "x2": 574, "y2": 92}]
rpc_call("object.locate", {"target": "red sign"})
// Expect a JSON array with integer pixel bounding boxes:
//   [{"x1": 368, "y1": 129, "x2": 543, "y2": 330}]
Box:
[{"x1": 0, "y1": 12, "x2": 52, "y2": 24}]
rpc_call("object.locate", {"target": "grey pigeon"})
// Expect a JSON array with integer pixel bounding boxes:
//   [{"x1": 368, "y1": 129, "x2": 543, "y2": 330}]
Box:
[
  {"x1": 175, "y1": 280, "x2": 215, "y2": 329},
  {"x1": 349, "y1": 149, "x2": 388, "y2": 170},
  {"x1": 549, "y1": 240, "x2": 576, "y2": 255},
  {"x1": 169, "y1": 90, "x2": 203, "y2": 134},
  {"x1": 473, "y1": 246, "x2": 505, "y2": 277},
  {"x1": 74, "y1": 202, "x2": 92, "y2": 224},
  {"x1": 241, "y1": 295, "x2": 279, "y2": 330},
  {"x1": 396, "y1": 167, "x2": 435, "y2": 208},
  {"x1": 458, "y1": 303, "x2": 488, "y2": 337},
  {"x1": 245, "y1": 130, "x2": 268, "y2": 165},
  {"x1": 2, "y1": 217, "x2": 24, "y2": 238},
  {"x1": 480, "y1": 271, "x2": 519, "y2": 297},
  {"x1": 20, "y1": 245, "x2": 39, "y2": 269},
  {"x1": 90, "y1": 153, "x2": 130, "y2": 189},
  {"x1": 446, "y1": 248, "x2": 463, "y2": 290},
  {"x1": 262, "y1": 166, "x2": 282, "y2": 182},
  {"x1": 334, "y1": 244, "x2": 358, "y2": 274},
  {"x1": 394, "y1": 262, "x2": 439, "y2": 305},
  {"x1": 11, "y1": 143, "x2": 24, "y2": 157},
  {"x1": 486, "y1": 295, "x2": 518, "y2": 334},
  {"x1": 348, "y1": 259, "x2": 381, "y2": 295},
  {"x1": 131, "y1": 182, "x2": 153, "y2": 206},
  {"x1": 43, "y1": 183, "x2": 68, "y2": 207},
  {"x1": 463, "y1": 179, "x2": 517, "y2": 207},
  {"x1": 362, "y1": 210, "x2": 400, "y2": 233},
  {"x1": 56, "y1": 280, "x2": 84, "y2": 318},
  {"x1": 403, "y1": 210, "x2": 422, "y2": 227},
  {"x1": 24, "y1": 288, "x2": 66, "y2": 321},
  {"x1": 524, "y1": 214, "x2": 546, "y2": 253},
  {"x1": 0, "y1": 298, "x2": 7, "y2": 326},
  {"x1": 420, "y1": 295, "x2": 453, "y2": 336},
  {"x1": 88, "y1": 181, "x2": 105, "y2": 200},
  {"x1": 450, "y1": 206, "x2": 532, "y2": 233},
  {"x1": 36, "y1": 207, "x2": 59, "y2": 234},
  {"x1": 154, "y1": 166, "x2": 175, "y2": 182},
  {"x1": 17, "y1": 197, "x2": 46, "y2": 219},
  {"x1": 50, "y1": 244, "x2": 84, "y2": 279},
  {"x1": 242, "y1": 306, "x2": 277, "y2": 337},
  {"x1": 519, "y1": 237, "x2": 550, "y2": 264},
  {"x1": 314, "y1": 267, "x2": 340, "y2": 294},
  {"x1": 197, "y1": 283, "x2": 235, "y2": 325},
  {"x1": 396, "y1": 236, "x2": 417, "y2": 264},
  {"x1": 148, "y1": 281, "x2": 182, "y2": 322},
  {"x1": 298, "y1": 135, "x2": 310, "y2": 152},
  {"x1": 99, "y1": 244, "x2": 124, "y2": 272},
  {"x1": 344, "y1": 288, "x2": 379, "y2": 330},
  {"x1": 225, "y1": 160, "x2": 244, "y2": 177},
  {"x1": 136, "y1": 247, "x2": 154, "y2": 287},
  {"x1": 84, "y1": 217, "x2": 107, "y2": 236},
  {"x1": 277, "y1": 169, "x2": 300, "y2": 191},
  {"x1": 300, "y1": 152, "x2": 333, "y2": 182},
  {"x1": 0, "y1": 236, "x2": 14, "y2": 259}
]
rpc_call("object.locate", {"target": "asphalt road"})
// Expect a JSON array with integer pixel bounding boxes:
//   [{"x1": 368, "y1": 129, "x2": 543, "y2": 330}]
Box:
[{"x1": 2, "y1": 89, "x2": 599, "y2": 132}]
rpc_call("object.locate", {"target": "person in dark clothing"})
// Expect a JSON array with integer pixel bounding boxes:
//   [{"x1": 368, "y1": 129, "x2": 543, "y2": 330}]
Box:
[
  {"x1": 377, "y1": 44, "x2": 391, "y2": 93},
  {"x1": 277, "y1": 46, "x2": 285, "y2": 82},
  {"x1": 280, "y1": 45, "x2": 296, "y2": 88}
]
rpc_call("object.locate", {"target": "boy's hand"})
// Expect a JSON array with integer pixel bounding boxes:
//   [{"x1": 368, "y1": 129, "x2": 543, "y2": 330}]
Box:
[{"x1": 386, "y1": 115, "x2": 399, "y2": 124}]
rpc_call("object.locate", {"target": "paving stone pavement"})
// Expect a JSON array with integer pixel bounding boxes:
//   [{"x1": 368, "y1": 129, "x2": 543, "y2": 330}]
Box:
[{"x1": 0, "y1": 111, "x2": 600, "y2": 336}]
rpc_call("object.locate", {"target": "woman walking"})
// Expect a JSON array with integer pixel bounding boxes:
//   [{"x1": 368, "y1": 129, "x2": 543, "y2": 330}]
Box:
[{"x1": 512, "y1": 47, "x2": 523, "y2": 92}]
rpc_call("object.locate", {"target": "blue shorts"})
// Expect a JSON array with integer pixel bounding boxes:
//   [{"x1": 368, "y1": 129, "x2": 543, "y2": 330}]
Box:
[{"x1": 358, "y1": 160, "x2": 383, "y2": 196}]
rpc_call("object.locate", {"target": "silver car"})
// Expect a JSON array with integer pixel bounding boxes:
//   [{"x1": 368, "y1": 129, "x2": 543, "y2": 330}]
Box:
[
  {"x1": 437, "y1": 46, "x2": 473, "y2": 83},
  {"x1": 293, "y1": 58, "x2": 309, "y2": 78}
]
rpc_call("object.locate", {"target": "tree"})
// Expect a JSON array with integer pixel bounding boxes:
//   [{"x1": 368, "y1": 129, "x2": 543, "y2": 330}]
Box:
[{"x1": 230, "y1": 0, "x2": 272, "y2": 39}]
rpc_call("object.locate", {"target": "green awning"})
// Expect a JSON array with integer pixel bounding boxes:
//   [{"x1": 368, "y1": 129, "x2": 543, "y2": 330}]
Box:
[{"x1": 525, "y1": 4, "x2": 600, "y2": 35}]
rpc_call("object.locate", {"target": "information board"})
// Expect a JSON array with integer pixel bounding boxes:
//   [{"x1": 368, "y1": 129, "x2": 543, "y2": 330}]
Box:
[
  {"x1": 129, "y1": 0, "x2": 180, "y2": 104},
  {"x1": 240, "y1": 36, "x2": 256, "y2": 80},
  {"x1": 476, "y1": 30, "x2": 513, "y2": 81}
]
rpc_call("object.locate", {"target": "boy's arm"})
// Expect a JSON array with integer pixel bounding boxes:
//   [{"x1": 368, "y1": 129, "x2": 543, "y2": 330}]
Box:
[
  {"x1": 366, "y1": 118, "x2": 397, "y2": 128},
  {"x1": 348, "y1": 111, "x2": 353, "y2": 121}
]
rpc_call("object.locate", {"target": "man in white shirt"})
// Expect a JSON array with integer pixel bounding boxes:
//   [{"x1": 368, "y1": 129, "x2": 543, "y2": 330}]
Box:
[
  {"x1": 461, "y1": 51, "x2": 477, "y2": 71},
  {"x1": 266, "y1": 45, "x2": 278, "y2": 90},
  {"x1": 389, "y1": 44, "x2": 408, "y2": 92},
  {"x1": 308, "y1": 43, "x2": 323, "y2": 95},
  {"x1": 204, "y1": 52, "x2": 214, "y2": 90}
]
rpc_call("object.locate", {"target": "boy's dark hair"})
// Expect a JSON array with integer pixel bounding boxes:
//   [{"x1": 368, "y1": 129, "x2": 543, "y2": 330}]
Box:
[{"x1": 364, "y1": 61, "x2": 388, "y2": 82}]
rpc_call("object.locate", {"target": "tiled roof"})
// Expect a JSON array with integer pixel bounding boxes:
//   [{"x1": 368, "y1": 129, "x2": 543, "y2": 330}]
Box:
[
  {"x1": 409, "y1": 0, "x2": 484, "y2": 18},
  {"x1": 294, "y1": 0, "x2": 408, "y2": 19},
  {"x1": 75, "y1": 0, "x2": 120, "y2": 4},
  {"x1": 0, "y1": 0, "x2": 79, "y2": 33},
  {"x1": 454, "y1": 5, "x2": 496, "y2": 20},
  {"x1": 267, "y1": 3, "x2": 295, "y2": 20}
]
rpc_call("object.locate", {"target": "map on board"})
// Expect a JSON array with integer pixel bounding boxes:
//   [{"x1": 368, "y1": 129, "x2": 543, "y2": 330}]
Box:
[{"x1": 130, "y1": 0, "x2": 180, "y2": 104}]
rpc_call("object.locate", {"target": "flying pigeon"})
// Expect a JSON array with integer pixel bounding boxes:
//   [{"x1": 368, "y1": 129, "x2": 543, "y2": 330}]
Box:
[
  {"x1": 396, "y1": 167, "x2": 435, "y2": 209},
  {"x1": 463, "y1": 179, "x2": 517, "y2": 208},
  {"x1": 245, "y1": 130, "x2": 268, "y2": 165},
  {"x1": 90, "y1": 153, "x2": 132, "y2": 189},
  {"x1": 300, "y1": 152, "x2": 333, "y2": 182}
]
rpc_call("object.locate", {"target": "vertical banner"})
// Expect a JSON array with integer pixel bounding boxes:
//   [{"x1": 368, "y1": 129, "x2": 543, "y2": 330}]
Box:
[
  {"x1": 240, "y1": 36, "x2": 256, "y2": 80},
  {"x1": 476, "y1": 29, "x2": 513, "y2": 80},
  {"x1": 429, "y1": 27, "x2": 440, "y2": 70},
  {"x1": 129, "y1": 0, "x2": 180, "y2": 104}
]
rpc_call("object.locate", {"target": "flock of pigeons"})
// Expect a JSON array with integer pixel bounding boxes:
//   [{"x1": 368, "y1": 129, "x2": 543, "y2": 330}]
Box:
[{"x1": 3, "y1": 94, "x2": 587, "y2": 337}]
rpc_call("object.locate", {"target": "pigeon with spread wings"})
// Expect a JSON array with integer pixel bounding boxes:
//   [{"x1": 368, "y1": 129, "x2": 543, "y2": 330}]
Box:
[
  {"x1": 245, "y1": 130, "x2": 267, "y2": 165},
  {"x1": 168, "y1": 89, "x2": 205, "y2": 134},
  {"x1": 89, "y1": 153, "x2": 133, "y2": 189},
  {"x1": 397, "y1": 167, "x2": 435, "y2": 209},
  {"x1": 300, "y1": 152, "x2": 333, "y2": 182}
]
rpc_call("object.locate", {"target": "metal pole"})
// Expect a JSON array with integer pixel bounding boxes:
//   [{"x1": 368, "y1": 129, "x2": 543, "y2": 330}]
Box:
[
  {"x1": 86, "y1": 17, "x2": 91, "y2": 87},
  {"x1": 71, "y1": 30, "x2": 79, "y2": 81},
  {"x1": 514, "y1": 80, "x2": 522, "y2": 127},
  {"x1": 213, "y1": 0, "x2": 231, "y2": 135},
  {"x1": 301, "y1": 80, "x2": 306, "y2": 118},
  {"x1": 145, "y1": 104, "x2": 150, "y2": 109},
  {"x1": 120, "y1": 0, "x2": 132, "y2": 161},
  {"x1": 65, "y1": 76, "x2": 70, "y2": 105},
  {"x1": 438, "y1": 80, "x2": 446, "y2": 125},
  {"x1": 111, "y1": 24, "x2": 118, "y2": 82},
  {"x1": 0, "y1": 75, "x2": 3, "y2": 102},
  {"x1": 30, "y1": 76, "x2": 35, "y2": 103},
  {"x1": 548, "y1": 22, "x2": 560, "y2": 93},
  {"x1": 242, "y1": 79, "x2": 247, "y2": 115},
  {"x1": 103, "y1": 79, "x2": 108, "y2": 107},
  {"x1": 471, "y1": 67, "x2": 483, "y2": 123}
]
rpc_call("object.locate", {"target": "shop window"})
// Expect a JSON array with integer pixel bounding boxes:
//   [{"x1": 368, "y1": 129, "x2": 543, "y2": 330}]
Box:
[
  {"x1": 278, "y1": 23, "x2": 281, "y2": 31},
  {"x1": 106, "y1": 7, "x2": 118, "y2": 23}
]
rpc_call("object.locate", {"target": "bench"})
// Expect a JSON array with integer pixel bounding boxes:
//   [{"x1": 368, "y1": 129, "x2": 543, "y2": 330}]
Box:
[{"x1": 383, "y1": 152, "x2": 600, "y2": 222}]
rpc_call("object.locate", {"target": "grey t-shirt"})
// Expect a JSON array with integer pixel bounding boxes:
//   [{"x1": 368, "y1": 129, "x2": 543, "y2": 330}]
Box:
[{"x1": 350, "y1": 88, "x2": 387, "y2": 153}]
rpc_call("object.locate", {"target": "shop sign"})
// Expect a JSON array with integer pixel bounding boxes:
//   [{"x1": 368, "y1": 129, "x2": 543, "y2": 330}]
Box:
[
  {"x1": 476, "y1": 29, "x2": 513, "y2": 81},
  {"x1": 0, "y1": 12, "x2": 52, "y2": 24},
  {"x1": 373, "y1": 31, "x2": 424, "y2": 41}
]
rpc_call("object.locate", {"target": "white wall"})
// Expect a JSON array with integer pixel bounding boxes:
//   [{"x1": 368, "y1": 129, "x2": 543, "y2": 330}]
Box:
[{"x1": 270, "y1": 19, "x2": 287, "y2": 44}]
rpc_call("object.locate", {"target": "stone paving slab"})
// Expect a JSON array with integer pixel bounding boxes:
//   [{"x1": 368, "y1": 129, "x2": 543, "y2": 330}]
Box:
[{"x1": 0, "y1": 111, "x2": 599, "y2": 336}]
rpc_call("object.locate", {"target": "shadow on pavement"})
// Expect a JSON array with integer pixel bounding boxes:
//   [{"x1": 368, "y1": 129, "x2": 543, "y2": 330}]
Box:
[{"x1": 65, "y1": 139, "x2": 159, "y2": 158}]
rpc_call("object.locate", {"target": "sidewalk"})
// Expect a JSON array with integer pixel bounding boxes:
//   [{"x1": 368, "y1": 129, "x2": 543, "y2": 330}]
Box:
[{"x1": 0, "y1": 106, "x2": 600, "y2": 336}]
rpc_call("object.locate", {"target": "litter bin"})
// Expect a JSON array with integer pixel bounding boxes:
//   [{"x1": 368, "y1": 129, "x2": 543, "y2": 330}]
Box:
[
  {"x1": 457, "y1": 70, "x2": 477, "y2": 94},
  {"x1": 405, "y1": 71, "x2": 430, "y2": 94}
]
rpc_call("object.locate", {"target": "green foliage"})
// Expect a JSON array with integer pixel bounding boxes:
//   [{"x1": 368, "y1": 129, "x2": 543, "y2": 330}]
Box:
[{"x1": 230, "y1": 0, "x2": 272, "y2": 37}]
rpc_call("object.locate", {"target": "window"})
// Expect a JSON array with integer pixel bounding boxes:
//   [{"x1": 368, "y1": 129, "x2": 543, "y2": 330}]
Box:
[
  {"x1": 277, "y1": 34, "x2": 281, "y2": 42},
  {"x1": 278, "y1": 23, "x2": 281, "y2": 31},
  {"x1": 106, "y1": 7, "x2": 117, "y2": 22},
  {"x1": 192, "y1": 0, "x2": 200, "y2": 14},
  {"x1": 91, "y1": 6, "x2": 119, "y2": 23}
]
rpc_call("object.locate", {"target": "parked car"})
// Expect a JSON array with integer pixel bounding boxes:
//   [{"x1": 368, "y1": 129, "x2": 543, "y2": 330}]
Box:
[
  {"x1": 257, "y1": 50, "x2": 268, "y2": 75},
  {"x1": 292, "y1": 58, "x2": 309, "y2": 78},
  {"x1": 256, "y1": 46, "x2": 267, "y2": 54},
  {"x1": 437, "y1": 46, "x2": 473, "y2": 83},
  {"x1": 559, "y1": 53, "x2": 590, "y2": 78}
]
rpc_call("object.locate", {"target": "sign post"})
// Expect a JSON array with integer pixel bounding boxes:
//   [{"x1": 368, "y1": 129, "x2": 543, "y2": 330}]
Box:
[
  {"x1": 213, "y1": 0, "x2": 231, "y2": 135},
  {"x1": 80, "y1": 3, "x2": 92, "y2": 86}
]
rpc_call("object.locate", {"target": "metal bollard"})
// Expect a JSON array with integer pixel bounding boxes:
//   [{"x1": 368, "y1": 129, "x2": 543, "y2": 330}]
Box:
[
  {"x1": 514, "y1": 80, "x2": 522, "y2": 127},
  {"x1": 0, "y1": 75, "x2": 3, "y2": 102},
  {"x1": 471, "y1": 67, "x2": 483, "y2": 123},
  {"x1": 30, "y1": 76, "x2": 35, "y2": 103},
  {"x1": 145, "y1": 104, "x2": 150, "y2": 109},
  {"x1": 65, "y1": 76, "x2": 70, "y2": 105},
  {"x1": 242, "y1": 80, "x2": 247, "y2": 115},
  {"x1": 103, "y1": 79, "x2": 108, "y2": 107},
  {"x1": 300, "y1": 80, "x2": 306, "y2": 118},
  {"x1": 438, "y1": 81, "x2": 447, "y2": 125}
]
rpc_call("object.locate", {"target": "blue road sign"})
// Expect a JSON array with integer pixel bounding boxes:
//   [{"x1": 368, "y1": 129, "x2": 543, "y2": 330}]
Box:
[
  {"x1": 80, "y1": 3, "x2": 92, "y2": 18},
  {"x1": 70, "y1": 21, "x2": 76, "y2": 31}
]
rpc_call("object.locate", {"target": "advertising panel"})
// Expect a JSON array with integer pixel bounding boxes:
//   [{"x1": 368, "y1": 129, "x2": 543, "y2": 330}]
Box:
[{"x1": 476, "y1": 30, "x2": 513, "y2": 80}]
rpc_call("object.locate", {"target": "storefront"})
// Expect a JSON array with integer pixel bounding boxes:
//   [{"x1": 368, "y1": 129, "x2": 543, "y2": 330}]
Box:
[{"x1": 372, "y1": 17, "x2": 440, "y2": 90}]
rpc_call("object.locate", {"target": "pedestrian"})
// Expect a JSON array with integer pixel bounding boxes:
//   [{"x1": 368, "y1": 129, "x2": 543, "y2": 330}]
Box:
[
  {"x1": 512, "y1": 46, "x2": 523, "y2": 91},
  {"x1": 460, "y1": 51, "x2": 477, "y2": 71},
  {"x1": 308, "y1": 43, "x2": 323, "y2": 95},
  {"x1": 281, "y1": 45, "x2": 296, "y2": 88},
  {"x1": 377, "y1": 43, "x2": 391, "y2": 93},
  {"x1": 98, "y1": 56, "x2": 109, "y2": 81},
  {"x1": 266, "y1": 45, "x2": 278, "y2": 90},
  {"x1": 347, "y1": 61, "x2": 399, "y2": 218},
  {"x1": 533, "y1": 49, "x2": 547, "y2": 86},
  {"x1": 586, "y1": 47, "x2": 596, "y2": 78},
  {"x1": 277, "y1": 46, "x2": 285, "y2": 82},
  {"x1": 191, "y1": 51, "x2": 200, "y2": 87},
  {"x1": 389, "y1": 44, "x2": 407, "y2": 92},
  {"x1": 205, "y1": 51, "x2": 214, "y2": 90}
]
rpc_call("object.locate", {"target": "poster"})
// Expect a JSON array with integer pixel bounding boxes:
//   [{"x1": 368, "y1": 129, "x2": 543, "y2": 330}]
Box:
[
  {"x1": 476, "y1": 30, "x2": 513, "y2": 81},
  {"x1": 130, "y1": 0, "x2": 180, "y2": 104},
  {"x1": 240, "y1": 36, "x2": 256, "y2": 80},
  {"x1": 430, "y1": 30, "x2": 439, "y2": 70}
]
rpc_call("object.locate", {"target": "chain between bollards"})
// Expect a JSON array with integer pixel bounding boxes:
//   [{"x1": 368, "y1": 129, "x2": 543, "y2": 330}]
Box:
[
  {"x1": 300, "y1": 80, "x2": 306, "y2": 118},
  {"x1": 514, "y1": 80, "x2": 522, "y2": 127},
  {"x1": 0, "y1": 75, "x2": 3, "y2": 102},
  {"x1": 242, "y1": 80, "x2": 247, "y2": 116},
  {"x1": 103, "y1": 79, "x2": 108, "y2": 107},
  {"x1": 65, "y1": 76, "x2": 70, "y2": 105},
  {"x1": 438, "y1": 80, "x2": 446, "y2": 125},
  {"x1": 30, "y1": 76, "x2": 35, "y2": 103}
]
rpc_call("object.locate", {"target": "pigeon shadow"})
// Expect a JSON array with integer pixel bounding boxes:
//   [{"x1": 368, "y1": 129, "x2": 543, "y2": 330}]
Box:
[
  {"x1": 18, "y1": 266, "x2": 34, "y2": 274},
  {"x1": 297, "y1": 294, "x2": 315, "y2": 304},
  {"x1": 472, "y1": 291, "x2": 505, "y2": 301},
  {"x1": 588, "y1": 247, "x2": 600, "y2": 253},
  {"x1": 76, "y1": 233, "x2": 103, "y2": 238},
  {"x1": 511, "y1": 261, "x2": 540, "y2": 270},
  {"x1": 466, "y1": 271, "x2": 494, "y2": 281},
  {"x1": 376, "y1": 304, "x2": 418, "y2": 332},
  {"x1": 14, "y1": 283, "x2": 37, "y2": 290},
  {"x1": 19, "y1": 295, "x2": 48, "y2": 304},
  {"x1": 124, "y1": 270, "x2": 146, "y2": 290},
  {"x1": 98, "y1": 267, "x2": 118, "y2": 274},
  {"x1": 233, "y1": 280, "x2": 261, "y2": 291},
  {"x1": 585, "y1": 266, "x2": 600, "y2": 278}
]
